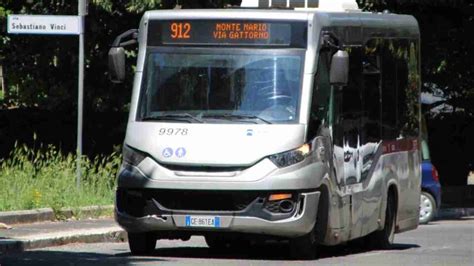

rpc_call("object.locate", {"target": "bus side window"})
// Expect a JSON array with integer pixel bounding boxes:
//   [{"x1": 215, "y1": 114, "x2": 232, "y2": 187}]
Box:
[
  {"x1": 340, "y1": 48, "x2": 363, "y2": 149},
  {"x1": 308, "y1": 51, "x2": 331, "y2": 141},
  {"x1": 399, "y1": 40, "x2": 420, "y2": 138},
  {"x1": 331, "y1": 47, "x2": 363, "y2": 147},
  {"x1": 361, "y1": 40, "x2": 382, "y2": 181},
  {"x1": 362, "y1": 40, "x2": 382, "y2": 144},
  {"x1": 381, "y1": 40, "x2": 398, "y2": 140},
  {"x1": 331, "y1": 47, "x2": 363, "y2": 185},
  {"x1": 381, "y1": 40, "x2": 420, "y2": 139}
]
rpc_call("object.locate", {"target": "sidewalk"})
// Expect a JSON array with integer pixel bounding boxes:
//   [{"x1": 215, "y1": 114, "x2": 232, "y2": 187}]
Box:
[{"x1": 0, "y1": 218, "x2": 125, "y2": 254}]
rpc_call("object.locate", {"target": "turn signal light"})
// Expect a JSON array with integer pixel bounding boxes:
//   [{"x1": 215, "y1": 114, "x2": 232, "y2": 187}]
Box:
[{"x1": 269, "y1": 193, "x2": 292, "y2": 201}]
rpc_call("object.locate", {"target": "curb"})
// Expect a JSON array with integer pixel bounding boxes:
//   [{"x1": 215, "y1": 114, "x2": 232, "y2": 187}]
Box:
[
  {"x1": 0, "y1": 208, "x2": 54, "y2": 225},
  {"x1": 0, "y1": 205, "x2": 114, "y2": 225},
  {"x1": 0, "y1": 227, "x2": 126, "y2": 254},
  {"x1": 437, "y1": 208, "x2": 474, "y2": 220},
  {"x1": 56, "y1": 205, "x2": 114, "y2": 220}
]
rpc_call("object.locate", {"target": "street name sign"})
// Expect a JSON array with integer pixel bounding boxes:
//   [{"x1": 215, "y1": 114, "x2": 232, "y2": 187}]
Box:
[
  {"x1": 7, "y1": 15, "x2": 82, "y2": 35},
  {"x1": 7, "y1": 4, "x2": 88, "y2": 188}
]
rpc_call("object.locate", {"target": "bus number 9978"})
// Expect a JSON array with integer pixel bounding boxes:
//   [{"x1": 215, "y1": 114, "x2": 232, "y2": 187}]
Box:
[{"x1": 159, "y1": 128, "x2": 189, "y2": 136}]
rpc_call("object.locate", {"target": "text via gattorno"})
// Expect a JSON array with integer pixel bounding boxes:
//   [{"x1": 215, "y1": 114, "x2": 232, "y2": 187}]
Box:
[{"x1": 213, "y1": 23, "x2": 270, "y2": 40}]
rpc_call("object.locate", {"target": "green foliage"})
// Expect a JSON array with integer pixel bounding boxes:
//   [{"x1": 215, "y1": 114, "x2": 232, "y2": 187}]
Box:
[
  {"x1": 0, "y1": 143, "x2": 121, "y2": 212},
  {"x1": 358, "y1": 0, "x2": 474, "y2": 117},
  {"x1": 0, "y1": 1, "x2": 146, "y2": 112},
  {"x1": 92, "y1": 0, "x2": 163, "y2": 12},
  {"x1": 126, "y1": 0, "x2": 162, "y2": 12}
]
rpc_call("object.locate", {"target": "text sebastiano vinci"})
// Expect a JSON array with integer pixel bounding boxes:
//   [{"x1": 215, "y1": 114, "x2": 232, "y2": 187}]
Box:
[{"x1": 10, "y1": 22, "x2": 67, "y2": 31}]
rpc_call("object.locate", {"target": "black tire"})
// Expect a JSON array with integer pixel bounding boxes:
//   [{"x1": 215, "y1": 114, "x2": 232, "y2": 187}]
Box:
[
  {"x1": 205, "y1": 236, "x2": 231, "y2": 250},
  {"x1": 205, "y1": 235, "x2": 250, "y2": 251},
  {"x1": 368, "y1": 191, "x2": 396, "y2": 250},
  {"x1": 419, "y1": 191, "x2": 437, "y2": 224},
  {"x1": 289, "y1": 232, "x2": 317, "y2": 260},
  {"x1": 128, "y1": 232, "x2": 157, "y2": 255},
  {"x1": 289, "y1": 188, "x2": 329, "y2": 260}
]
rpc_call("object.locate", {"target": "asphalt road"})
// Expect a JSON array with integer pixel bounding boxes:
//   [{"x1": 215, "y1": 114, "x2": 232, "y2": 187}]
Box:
[{"x1": 1, "y1": 218, "x2": 473, "y2": 266}]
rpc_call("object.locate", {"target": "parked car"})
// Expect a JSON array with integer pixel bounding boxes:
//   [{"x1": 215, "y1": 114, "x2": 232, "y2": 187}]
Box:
[{"x1": 419, "y1": 139, "x2": 442, "y2": 224}]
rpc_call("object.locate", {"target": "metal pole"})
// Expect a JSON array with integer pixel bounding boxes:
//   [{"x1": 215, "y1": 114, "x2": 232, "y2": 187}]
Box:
[{"x1": 77, "y1": 1, "x2": 85, "y2": 189}]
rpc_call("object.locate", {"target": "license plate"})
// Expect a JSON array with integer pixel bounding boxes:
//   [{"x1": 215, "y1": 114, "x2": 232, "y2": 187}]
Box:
[{"x1": 185, "y1": 215, "x2": 220, "y2": 228}]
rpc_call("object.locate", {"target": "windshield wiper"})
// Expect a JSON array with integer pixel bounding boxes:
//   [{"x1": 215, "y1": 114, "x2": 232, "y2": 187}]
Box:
[
  {"x1": 142, "y1": 113, "x2": 204, "y2": 123},
  {"x1": 203, "y1": 114, "x2": 272, "y2": 124}
]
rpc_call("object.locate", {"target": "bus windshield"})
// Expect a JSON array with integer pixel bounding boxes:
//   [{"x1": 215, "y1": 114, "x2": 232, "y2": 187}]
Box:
[{"x1": 138, "y1": 49, "x2": 304, "y2": 124}]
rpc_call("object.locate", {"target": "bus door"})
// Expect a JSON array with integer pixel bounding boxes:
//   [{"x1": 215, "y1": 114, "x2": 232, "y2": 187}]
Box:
[
  {"x1": 333, "y1": 46, "x2": 375, "y2": 238},
  {"x1": 311, "y1": 50, "x2": 351, "y2": 234}
]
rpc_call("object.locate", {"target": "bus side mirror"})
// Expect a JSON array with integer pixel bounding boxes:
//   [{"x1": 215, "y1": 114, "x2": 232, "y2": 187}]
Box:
[
  {"x1": 330, "y1": 50, "x2": 349, "y2": 86},
  {"x1": 108, "y1": 47, "x2": 126, "y2": 83}
]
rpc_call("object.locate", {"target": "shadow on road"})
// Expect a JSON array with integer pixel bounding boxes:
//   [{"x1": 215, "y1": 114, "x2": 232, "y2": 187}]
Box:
[
  {"x1": 144, "y1": 244, "x2": 292, "y2": 261},
  {"x1": 0, "y1": 250, "x2": 168, "y2": 266},
  {"x1": 126, "y1": 241, "x2": 420, "y2": 261},
  {"x1": 0, "y1": 241, "x2": 420, "y2": 265}
]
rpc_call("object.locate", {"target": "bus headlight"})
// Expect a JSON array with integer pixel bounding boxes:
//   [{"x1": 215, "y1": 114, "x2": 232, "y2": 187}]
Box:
[
  {"x1": 268, "y1": 143, "x2": 312, "y2": 168},
  {"x1": 122, "y1": 145, "x2": 147, "y2": 166}
]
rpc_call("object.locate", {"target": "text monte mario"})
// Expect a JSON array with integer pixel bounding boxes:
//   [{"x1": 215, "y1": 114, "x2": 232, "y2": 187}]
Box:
[{"x1": 213, "y1": 22, "x2": 270, "y2": 40}]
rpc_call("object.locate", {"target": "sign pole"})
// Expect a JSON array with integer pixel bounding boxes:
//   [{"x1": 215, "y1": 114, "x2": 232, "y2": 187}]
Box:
[
  {"x1": 7, "y1": 11, "x2": 85, "y2": 190},
  {"x1": 77, "y1": 0, "x2": 86, "y2": 189}
]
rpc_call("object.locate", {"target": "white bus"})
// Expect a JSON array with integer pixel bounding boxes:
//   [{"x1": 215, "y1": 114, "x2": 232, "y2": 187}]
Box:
[{"x1": 109, "y1": 0, "x2": 422, "y2": 259}]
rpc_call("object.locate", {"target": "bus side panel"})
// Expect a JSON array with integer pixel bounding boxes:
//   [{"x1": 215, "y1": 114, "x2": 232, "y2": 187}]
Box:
[
  {"x1": 323, "y1": 170, "x2": 351, "y2": 246},
  {"x1": 396, "y1": 148, "x2": 421, "y2": 232},
  {"x1": 356, "y1": 148, "x2": 386, "y2": 238},
  {"x1": 349, "y1": 144, "x2": 420, "y2": 238}
]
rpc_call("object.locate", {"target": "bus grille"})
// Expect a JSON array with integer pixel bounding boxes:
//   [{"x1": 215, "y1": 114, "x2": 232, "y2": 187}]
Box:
[{"x1": 145, "y1": 190, "x2": 259, "y2": 212}]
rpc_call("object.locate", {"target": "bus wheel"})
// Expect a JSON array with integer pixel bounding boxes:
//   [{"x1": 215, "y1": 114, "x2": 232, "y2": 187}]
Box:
[
  {"x1": 289, "y1": 188, "x2": 328, "y2": 260},
  {"x1": 205, "y1": 236, "x2": 231, "y2": 250},
  {"x1": 128, "y1": 232, "x2": 157, "y2": 255},
  {"x1": 289, "y1": 231, "x2": 317, "y2": 260},
  {"x1": 368, "y1": 190, "x2": 396, "y2": 249},
  {"x1": 205, "y1": 236, "x2": 250, "y2": 251}
]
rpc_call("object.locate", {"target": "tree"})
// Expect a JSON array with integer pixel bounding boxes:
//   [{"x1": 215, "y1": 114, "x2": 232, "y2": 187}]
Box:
[
  {"x1": 0, "y1": 1, "x2": 150, "y2": 111},
  {"x1": 362, "y1": 0, "x2": 474, "y2": 187},
  {"x1": 357, "y1": 1, "x2": 473, "y2": 117}
]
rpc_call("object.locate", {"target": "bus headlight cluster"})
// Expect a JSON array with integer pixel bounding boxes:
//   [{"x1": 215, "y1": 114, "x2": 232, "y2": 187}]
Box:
[
  {"x1": 268, "y1": 143, "x2": 312, "y2": 168},
  {"x1": 122, "y1": 145, "x2": 147, "y2": 166}
]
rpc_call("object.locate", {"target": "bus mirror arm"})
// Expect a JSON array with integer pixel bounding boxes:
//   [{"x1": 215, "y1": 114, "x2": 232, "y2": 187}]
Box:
[
  {"x1": 108, "y1": 29, "x2": 138, "y2": 83},
  {"x1": 321, "y1": 32, "x2": 340, "y2": 50},
  {"x1": 329, "y1": 50, "x2": 349, "y2": 86},
  {"x1": 111, "y1": 29, "x2": 138, "y2": 48}
]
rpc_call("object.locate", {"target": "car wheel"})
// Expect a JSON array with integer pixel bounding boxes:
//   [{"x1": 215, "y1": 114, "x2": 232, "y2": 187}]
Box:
[
  {"x1": 419, "y1": 191, "x2": 437, "y2": 224},
  {"x1": 128, "y1": 232, "x2": 156, "y2": 255}
]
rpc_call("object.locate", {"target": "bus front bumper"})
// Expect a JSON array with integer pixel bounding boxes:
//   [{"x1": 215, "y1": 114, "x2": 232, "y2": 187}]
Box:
[{"x1": 115, "y1": 190, "x2": 320, "y2": 238}]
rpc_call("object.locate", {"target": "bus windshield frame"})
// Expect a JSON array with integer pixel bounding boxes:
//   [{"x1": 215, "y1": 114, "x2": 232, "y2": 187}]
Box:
[{"x1": 137, "y1": 47, "x2": 306, "y2": 124}]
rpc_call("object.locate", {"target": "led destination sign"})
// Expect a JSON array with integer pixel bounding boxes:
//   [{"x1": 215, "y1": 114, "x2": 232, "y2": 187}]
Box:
[{"x1": 148, "y1": 20, "x2": 307, "y2": 47}]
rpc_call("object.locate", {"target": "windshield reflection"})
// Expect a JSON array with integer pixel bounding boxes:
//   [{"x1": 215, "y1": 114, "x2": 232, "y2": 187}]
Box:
[{"x1": 138, "y1": 50, "x2": 304, "y2": 124}]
